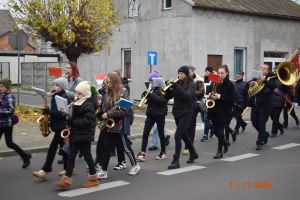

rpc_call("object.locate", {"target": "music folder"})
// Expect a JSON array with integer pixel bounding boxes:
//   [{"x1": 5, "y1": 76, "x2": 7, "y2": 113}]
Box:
[
  {"x1": 55, "y1": 95, "x2": 68, "y2": 113},
  {"x1": 116, "y1": 98, "x2": 133, "y2": 109}
]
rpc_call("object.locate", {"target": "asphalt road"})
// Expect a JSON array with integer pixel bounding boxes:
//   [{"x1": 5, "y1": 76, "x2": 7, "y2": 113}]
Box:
[{"x1": 0, "y1": 117, "x2": 299, "y2": 200}]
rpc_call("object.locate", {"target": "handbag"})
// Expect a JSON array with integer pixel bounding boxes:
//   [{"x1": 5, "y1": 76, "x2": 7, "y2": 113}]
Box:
[{"x1": 12, "y1": 114, "x2": 19, "y2": 125}]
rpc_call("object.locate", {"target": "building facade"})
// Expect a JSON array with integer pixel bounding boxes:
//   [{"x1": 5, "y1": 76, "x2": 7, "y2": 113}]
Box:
[{"x1": 77, "y1": 0, "x2": 300, "y2": 99}]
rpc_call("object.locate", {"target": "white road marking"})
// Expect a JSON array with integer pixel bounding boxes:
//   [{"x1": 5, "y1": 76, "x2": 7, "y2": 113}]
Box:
[
  {"x1": 221, "y1": 153, "x2": 260, "y2": 162},
  {"x1": 58, "y1": 180, "x2": 130, "y2": 197},
  {"x1": 272, "y1": 143, "x2": 300, "y2": 150},
  {"x1": 157, "y1": 166, "x2": 206, "y2": 176}
]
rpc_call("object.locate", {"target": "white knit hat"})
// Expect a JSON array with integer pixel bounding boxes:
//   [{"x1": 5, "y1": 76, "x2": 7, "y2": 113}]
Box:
[{"x1": 74, "y1": 81, "x2": 91, "y2": 105}]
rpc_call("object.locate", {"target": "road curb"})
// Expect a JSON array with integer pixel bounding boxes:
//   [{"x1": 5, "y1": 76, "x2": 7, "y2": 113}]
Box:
[{"x1": 0, "y1": 134, "x2": 143, "y2": 158}]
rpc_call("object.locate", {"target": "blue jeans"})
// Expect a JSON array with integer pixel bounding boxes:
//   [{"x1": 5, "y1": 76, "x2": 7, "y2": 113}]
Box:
[
  {"x1": 151, "y1": 123, "x2": 167, "y2": 147},
  {"x1": 200, "y1": 109, "x2": 212, "y2": 137},
  {"x1": 251, "y1": 107, "x2": 269, "y2": 145}
]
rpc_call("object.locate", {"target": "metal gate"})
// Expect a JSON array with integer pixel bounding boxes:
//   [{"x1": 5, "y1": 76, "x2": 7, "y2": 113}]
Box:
[{"x1": 0, "y1": 62, "x2": 10, "y2": 79}]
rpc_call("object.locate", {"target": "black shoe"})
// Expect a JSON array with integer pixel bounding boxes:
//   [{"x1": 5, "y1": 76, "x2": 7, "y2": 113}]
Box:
[
  {"x1": 256, "y1": 144, "x2": 263, "y2": 150},
  {"x1": 223, "y1": 146, "x2": 229, "y2": 153},
  {"x1": 165, "y1": 135, "x2": 170, "y2": 146},
  {"x1": 200, "y1": 136, "x2": 208, "y2": 142},
  {"x1": 168, "y1": 155, "x2": 180, "y2": 169},
  {"x1": 270, "y1": 133, "x2": 277, "y2": 138},
  {"x1": 232, "y1": 132, "x2": 237, "y2": 143},
  {"x1": 214, "y1": 152, "x2": 223, "y2": 159},
  {"x1": 186, "y1": 153, "x2": 199, "y2": 164},
  {"x1": 283, "y1": 123, "x2": 288, "y2": 128},
  {"x1": 296, "y1": 119, "x2": 299, "y2": 126},
  {"x1": 22, "y1": 153, "x2": 31, "y2": 168},
  {"x1": 57, "y1": 158, "x2": 64, "y2": 164},
  {"x1": 279, "y1": 128, "x2": 284, "y2": 135},
  {"x1": 241, "y1": 123, "x2": 247, "y2": 132},
  {"x1": 148, "y1": 146, "x2": 158, "y2": 151},
  {"x1": 264, "y1": 132, "x2": 270, "y2": 144},
  {"x1": 234, "y1": 129, "x2": 240, "y2": 135}
]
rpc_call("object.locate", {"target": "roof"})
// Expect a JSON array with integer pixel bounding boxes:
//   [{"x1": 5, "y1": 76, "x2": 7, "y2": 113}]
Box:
[
  {"x1": 190, "y1": 0, "x2": 300, "y2": 20},
  {"x1": 0, "y1": 10, "x2": 15, "y2": 33}
]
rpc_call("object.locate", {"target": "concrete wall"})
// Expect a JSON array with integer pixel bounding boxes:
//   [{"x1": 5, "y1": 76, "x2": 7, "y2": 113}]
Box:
[
  {"x1": 77, "y1": 0, "x2": 300, "y2": 99},
  {"x1": 0, "y1": 56, "x2": 59, "y2": 84}
]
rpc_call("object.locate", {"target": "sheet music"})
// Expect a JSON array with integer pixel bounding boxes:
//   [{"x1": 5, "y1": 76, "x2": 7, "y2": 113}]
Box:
[
  {"x1": 252, "y1": 70, "x2": 263, "y2": 79},
  {"x1": 152, "y1": 77, "x2": 166, "y2": 88},
  {"x1": 55, "y1": 95, "x2": 68, "y2": 113},
  {"x1": 31, "y1": 86, "x2": 48, "y2": 100}
]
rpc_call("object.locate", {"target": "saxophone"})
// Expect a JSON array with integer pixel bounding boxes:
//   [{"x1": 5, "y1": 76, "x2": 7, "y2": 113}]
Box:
[{"x1": 37, "y1": 99, "x2": 51, "y2": 137}]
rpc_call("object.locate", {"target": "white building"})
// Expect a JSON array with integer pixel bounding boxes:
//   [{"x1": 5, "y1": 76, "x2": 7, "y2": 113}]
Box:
[{"x1": 77, "y1": 0, "x2": 300, "y2": 99}]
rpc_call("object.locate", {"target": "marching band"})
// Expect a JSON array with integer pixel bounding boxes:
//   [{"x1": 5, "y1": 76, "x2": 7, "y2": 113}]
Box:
[{"x1": 1, "y1": 60, "x2": 300, "y2": 190}]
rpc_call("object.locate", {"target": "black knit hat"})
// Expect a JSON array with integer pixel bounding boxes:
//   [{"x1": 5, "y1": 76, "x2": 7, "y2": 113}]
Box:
[
  {"x1": 178, "y1": 66, "x2": 190, "y2": 77},
  {"x1": 236, "y1": 71, "x2": 244, "y2": 76},
  {"x1": 0, "y1": 79, "x2": 12, "y2": 89}
]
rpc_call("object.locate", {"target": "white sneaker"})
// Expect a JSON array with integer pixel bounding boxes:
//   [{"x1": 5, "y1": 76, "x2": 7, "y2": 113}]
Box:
[
  {"x1": 155, "y1": 152, "x2": 167, "y2": 160},
  {"x1": 97, "y1": 169, "x2": 108, "y2": 179},
  {"x1": 114, "y1": 161, "x2": 127, "y2": 170},
  {"x1": 128, "y1": 164, "x2": 141, "y2": 176}
]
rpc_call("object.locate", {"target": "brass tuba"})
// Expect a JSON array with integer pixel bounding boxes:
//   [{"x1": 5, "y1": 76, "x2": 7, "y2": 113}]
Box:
[
  {"x1": 248, "y1": 61, "x2": 297, "y2": 97},
  {"x1": 37, "y1": 99, "x2": 51, "y2": 137}
]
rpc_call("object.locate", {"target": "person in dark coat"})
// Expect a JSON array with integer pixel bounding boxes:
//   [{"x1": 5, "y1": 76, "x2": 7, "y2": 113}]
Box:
[
  {"x1": 168, "y1": 66, "x2": 199, "y2": 169},
  {"x1": 248, "y1": 64, "x2": 275, "y2": 150},
  {"x1": 233, "y1": 71, "x2": 248, "y2": 134},
  {"x1": 0, "y1": 79, "x2": 31, "y2": 168},
  {"x1": 136, "y1": 70, "x2": 168, "y2": 161},
  {"x1": 33, "y1": 77, "x2": 70, "y2": 180},
  {"x1": 207, "y1": 65, "x2": 235, "y2": 159},
  {"x1": 54, "y1": 81, "x2": 99, "y2": 189}
]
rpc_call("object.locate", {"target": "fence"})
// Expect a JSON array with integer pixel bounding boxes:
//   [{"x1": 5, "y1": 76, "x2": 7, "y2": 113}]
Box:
[
  {"x1": 21, "y1": 62, "x2": 68, "y2": 91},
  {"x1": 0, "y1": 62, "x2": 10, "y2": 79}
]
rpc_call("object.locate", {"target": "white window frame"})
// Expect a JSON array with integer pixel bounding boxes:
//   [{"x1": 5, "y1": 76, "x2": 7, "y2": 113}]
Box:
[
  {"x1": 263, "y1": 52, "x2": 287, "y2": 70},
  {"x1": 163, "y1": 0, "x2": 172, "y2": 10},
  {"x1": 234, "y1": 48, "x2": 247, "y2": 78},
  {"x1": 128, "y1": 0, "x2": 140, "y2": 18}
]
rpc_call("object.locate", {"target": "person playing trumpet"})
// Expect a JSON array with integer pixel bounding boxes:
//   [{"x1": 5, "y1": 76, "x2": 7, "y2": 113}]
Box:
[
  {"x1": 136, "y1": 70, "x2": 168, "y2": 161},
  {"x1": 33, "y1": 77, "x2": 70, "y2": 180},
  {"x1": 167, "y1": 66, "x2": 199, "y2": 169}
]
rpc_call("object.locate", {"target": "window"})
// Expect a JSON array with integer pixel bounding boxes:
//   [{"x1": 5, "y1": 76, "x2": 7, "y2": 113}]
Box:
[
  {"x1": 122, "y1": 49, "x2": 131, "y2": 79},
  {"x1": 263, "y1": 51, "x2": 287, "y2": 70},
  {"x1": 128, "y1": 0, "x2": 140, "y2": 18},
  {"x1": 207, "y1": 55, "x2": 222, "y2": 72},
  {"x1": 163, "y1": 0, "x2": 172, "y2": 10},
  {"x1": 234, "y1": 48, "x2": 246, "y2": 76}
]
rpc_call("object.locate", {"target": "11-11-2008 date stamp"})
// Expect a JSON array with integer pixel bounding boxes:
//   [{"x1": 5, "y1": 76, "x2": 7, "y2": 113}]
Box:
[{"x1": 228, "y1": 180, "x2": 273, "y2": 189}]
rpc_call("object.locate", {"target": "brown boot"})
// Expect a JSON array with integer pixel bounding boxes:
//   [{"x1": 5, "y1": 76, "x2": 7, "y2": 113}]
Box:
[
  {"x1": 54, "y1": 175, "x2": 72, "y2": 189},
  {"x1": 82, "y1": 174, "x2": 99, "y2": 188}
]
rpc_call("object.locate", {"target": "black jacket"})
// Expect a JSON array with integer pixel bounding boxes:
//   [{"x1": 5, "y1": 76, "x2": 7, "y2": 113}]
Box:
[
  {"x1": 296, "y1": 80, "x2": 300, "y2": 104},
  {"x1": 70, "y1": 100, "x2": 96, "y2": 143},
  {"x1": 271, "y1": 79, "x2": 292, "y2": 108},
  {"x1": 49, "y1": 91, "x2": 70, "y2": 132},
  {"x1": 146, "y1": 87, "x2": 168, "y2": 117},
  {"x1": 171, "y1": 78, "x2": 196, "y2": 117},
  {"x1": 248, "y1": 72, "x2": 275, "y2": 113},
  {"x1": 208, "y1": 77, "x2": 235, "y2": 123}
]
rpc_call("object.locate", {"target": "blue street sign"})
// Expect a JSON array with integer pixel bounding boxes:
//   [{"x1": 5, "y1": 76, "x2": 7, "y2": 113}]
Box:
[{"x1": 148, "y1": 51, "x2": 157, "y2": 65}]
